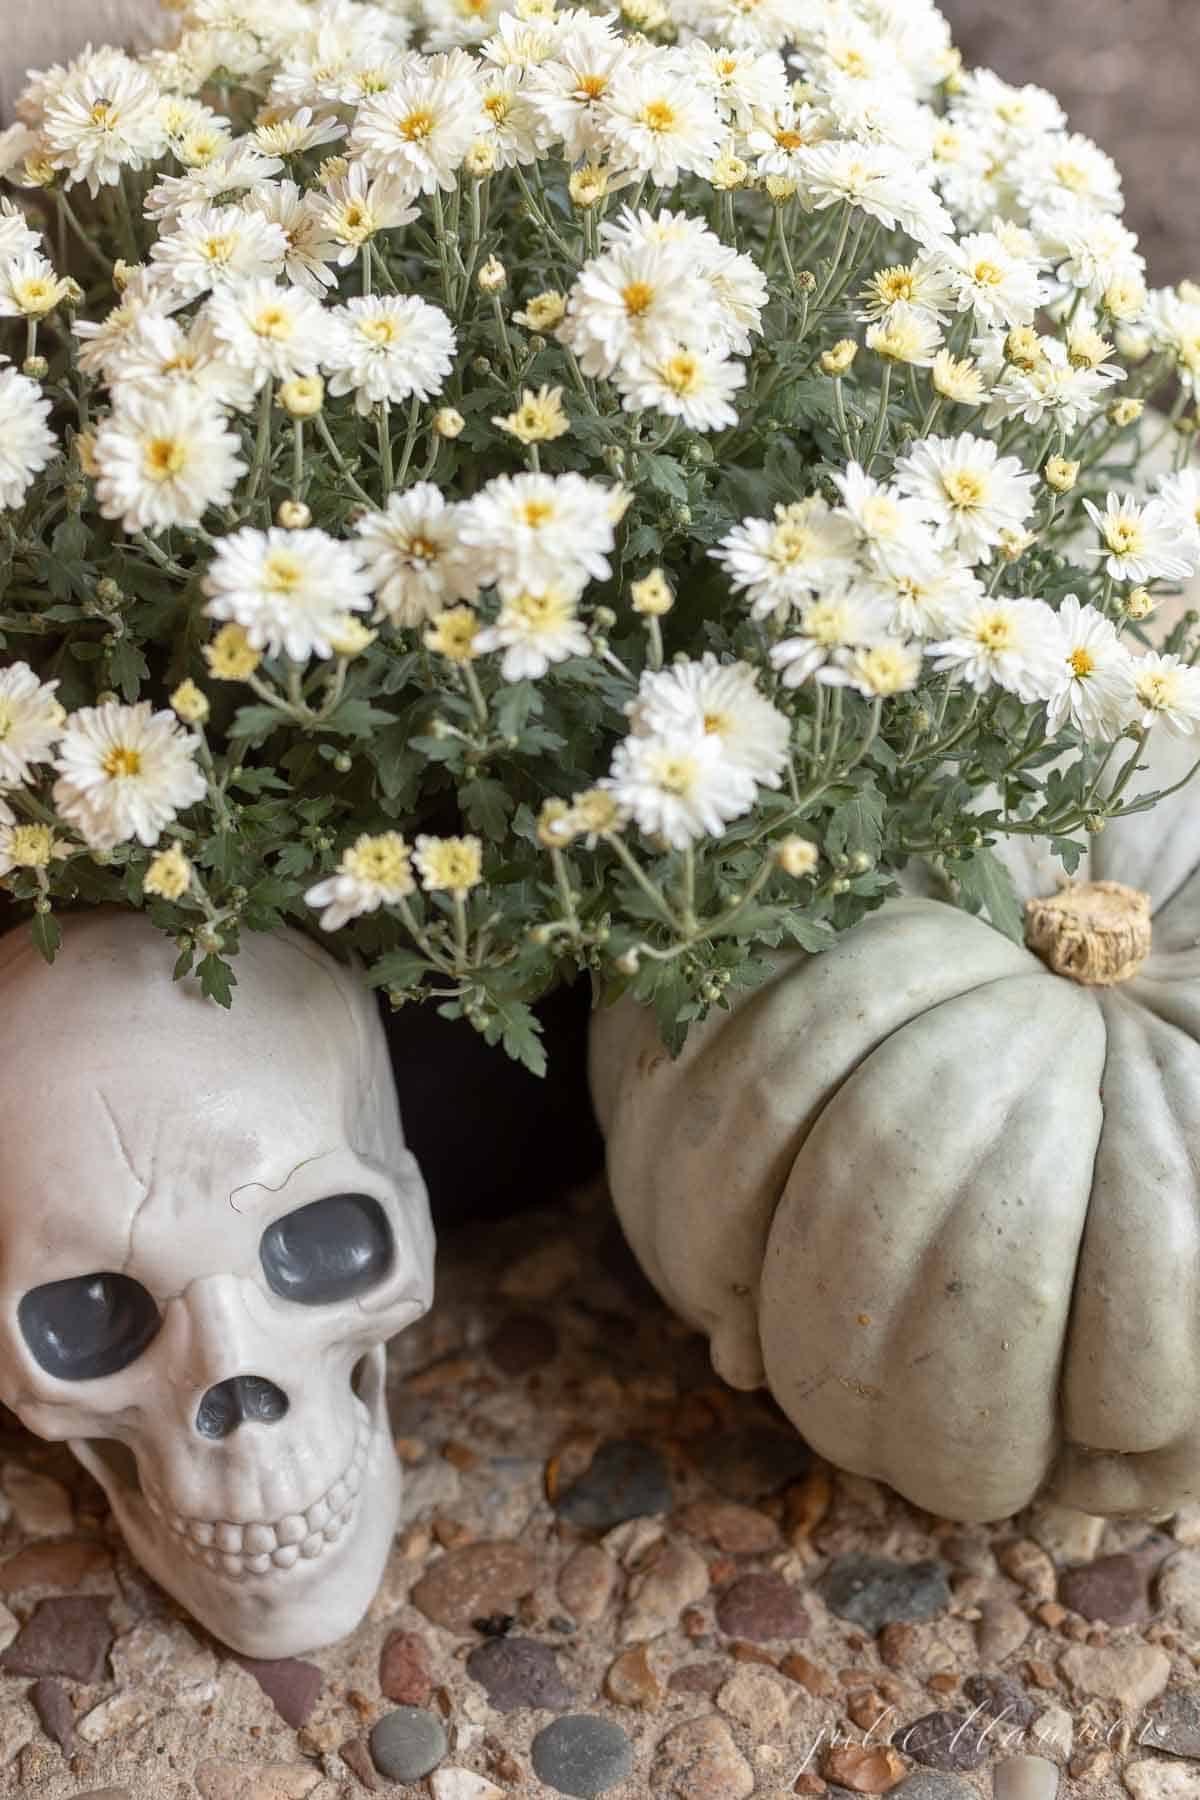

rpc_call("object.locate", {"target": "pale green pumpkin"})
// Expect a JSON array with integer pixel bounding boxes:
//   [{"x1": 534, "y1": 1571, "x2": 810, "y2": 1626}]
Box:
[{"x1": 590, "y1": 730, "x2": 1200, "y2": 1522}]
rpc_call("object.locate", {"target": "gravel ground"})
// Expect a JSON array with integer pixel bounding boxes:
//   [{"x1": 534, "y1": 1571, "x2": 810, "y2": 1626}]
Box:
[
  {"x1": 0, "y1": 1184, "x2": 1196, "y2": 1800},
  {"x1": 944, "y1": 0, "x2": 1200, "y2": 284}
]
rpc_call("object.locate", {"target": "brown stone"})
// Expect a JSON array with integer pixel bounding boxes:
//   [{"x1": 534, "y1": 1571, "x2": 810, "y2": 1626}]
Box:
[
  {"x1": 652, "y1": 1715, "x2": 754, "y2": 1799},
  {"x1": 557, "y1": 1544, "x2": 616, "y2": 1624},
  {"x1": 410, "y1": 1541, "x2": 539, "y2": 1634},
  {"x1": 785, "y1": 1466, "x2": 834, "y2": 1543},
  {"x1": 432, "y1": 1517, "x2": 474, "y2": 1550},
  {"x1": 0, "y1": 1539, "x2": 111, "y2": 1594},
  {"x1": 0, "y1": 1595, "x2": 113, "y2": 1683},
  {"x1": 676, "y1": 1501, "x2": 781, "y2": 1555},
  {"x1": 928, "y1": 1674, "x2": 959, "y2": 1696},
  {"x1": 379, "y1": 1629, "x2": 433, "y2": 1706},
  {"x1": 732, "y1": 1640, "x2": 780, "y2": 1667},
  {"x1": 997, "y1": 1540, "x2": 1057, "y2": 1601},
  {"x1": 233, "y1": 1656, "x2": 323, "y2": 1728},
  {"x1": 781, "y1": 1652, "x2": 836, "y2": 1696},
  {"x1": 1023, "y1": 1661, "x2": 1059, "y2": 1690},
  {"x1": 604, "y1": 1645, "x2": 662, "y2": 1710},
  {"x1": 878, "y1": 1622, "x2": 916, "y2": 1667},
  {"x1": 1036, "y1": 1603, "x2": 1068, "y2": 1628},
  {"x1": 668, "y1": 1661, "x2": 727, "y2": 1698},
  {"x1": 1058, "y1": 1552, "x2": 1153, "y2": 1627},
  {"x1": 715, "y1": 1572, "x2": 808, "y2": 1642},
  {"x1": 822, "y1": 1745, "x2": 908, "y2": 1793},
  {"x1": 442, "y1": 1441, "x2": 479, "y2": 1472},
  {"x1": 847, "y1": 1689, "x2": 891, "y2": 1731},
  {"x1": 794, "y1": 1776, "x2": 827, "y2": 1795}
]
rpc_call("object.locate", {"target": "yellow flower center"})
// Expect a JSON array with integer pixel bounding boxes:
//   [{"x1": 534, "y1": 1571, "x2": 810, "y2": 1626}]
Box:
[
  {"x1": 263, "y1": 550, "x2": 305, "y2": 593},
  {"x1": 972, "y1": 259, "x2": 1004, "y2": 287},
  {"x1": 640, "y1": 100, "x2": 676, "y2": 133},
  {"x1": 143, "y1": 436, "x2": 188, "y2": 480},
  {"x1": 345, "y1": 835, "x2": 411, "y2": 887},
  {"x1": 359, "y1": 314, "x2": 400, "y2": 345},
  {"x1": 577, "y1": 73, "x2": 608, "y2": 99},
  {"x1": 774, "y1": 128, "x2": 805, "y2": 150},
  {"x1": 771, "y1": 524, "x2": 815, "y2": 563},
  {"x1": 102, "y1": 745, "x2": 143, "y2": 778},
  {"x1": 975, "y1": 617, "x2": 1014, "y2": 652},
  {"x1": 804, "y1": 602, "x2": 848, "y2": 645},
  {"x1": 942, "y1": 469, "x2": 987, "y2": 510},
  {"x1": 621, "y1": 280, "x2": 656, "y2": 316},
  {"x1": 655, "y1": 751, "x2": 697, "y2": 794},
  {"x1": 663, "y1": 352, "x2": 700, "y2": 394},
  {"x1": 484, "y1": 92, "x2": 511, "y2": 120},
  {"x1": 1069, "y1": 647, "x2": 1096, "y2": 678},
  {"x1": 89, "y1": 100, "x2": 118, "y2": 131},
  {"x1": 202, "y1": 234, "x2": 234, "y2": 264},
  {"x1": 1053, "y1": 158, "x2": 1089, "y2": 192},
  {"x1": 252, "y1": 304, "x2": 293, "y2": 339},
  {"x1": 1104, "y1": 519, "x2": 1143, "y2": 555},
  {"x1": 398, "y1": 109, "x2": 435, "y2": 142},
  {"x1": 520, "y1": 499, "x2": 554, "y2": 527},
  {"x1": 702, "y1": 710, "x2": 729, "y2": 736}
]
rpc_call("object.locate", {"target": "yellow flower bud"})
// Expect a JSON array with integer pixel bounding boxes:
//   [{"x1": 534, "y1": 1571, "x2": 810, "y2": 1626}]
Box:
[
  {"x1": 276, "y1": 499, "x2": 312, "y2": 529},
  {"x1": 630, "y1": 569, "x2": 674, "y2": 616},
  {"x1": 170, "y1": 678, "x2": 210, "y2": 725},
  {"x1": 1044, "y1": 456, "x2": 1080, "y2": 494},
  {"x1": 433, "y1": 406, "x2": 465, "y2": 439},
  {"x1": 279, "y1": 375, "x2": 324, "y2": 418},
  {"x1": 776, "y1": 836, "x2": 819, "y2": 878},
  {"x1": 820, "y1": 339, "x2": 858, "y2": 377}
]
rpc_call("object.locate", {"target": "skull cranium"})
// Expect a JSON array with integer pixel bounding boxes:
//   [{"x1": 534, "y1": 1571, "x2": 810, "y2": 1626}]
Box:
[{"x1": 0, "y1": 911, "x2": 434, "y2": 1657}]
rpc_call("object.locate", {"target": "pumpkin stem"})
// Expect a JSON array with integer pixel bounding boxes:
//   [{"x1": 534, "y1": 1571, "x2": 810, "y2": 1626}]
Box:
[{"x1": 1024, "y1": 879, "x2": 1152, "y2": 986}]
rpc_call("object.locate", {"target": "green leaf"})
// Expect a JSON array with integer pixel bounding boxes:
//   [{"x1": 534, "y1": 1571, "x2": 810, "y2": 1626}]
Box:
[
  {"x1": 483, "y1": 996, "x2": 547, "y2": 1078},
  {"x1": 108, "y1": 636, "x2": 149, "y2": 702},
  {"x1": 367, "y1": 949, "x2": 430, "y2": 991},
  {"x1": 231, "y1": 703, "x2": 286, "y2": 745},
  {"x1": 461, "y1": 776, "x2": 514, "y2": 838},
  {"x1": 324, "y1": 699, "x2": 396, "y2": 739},
  {"x1": 953, "y1": 846, "x2": 1026, "y2": 943},
  {"x1": 824, "y1": 780, "x2": 885, "y2": 862},
  {"x1": 30, "y1": 911, "x2": 62, "y2": 963},
  {"x1": 197, "y1": 952, "x2": 236, "y2": 1007},
  {"x1": 640, "y1": 453, "x2": 691, "y2": 503}
]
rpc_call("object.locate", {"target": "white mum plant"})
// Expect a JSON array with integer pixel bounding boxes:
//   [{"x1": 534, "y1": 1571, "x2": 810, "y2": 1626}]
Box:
[{"x1": 1, "y1": 0, "x2": 1199, "y2": 1067}]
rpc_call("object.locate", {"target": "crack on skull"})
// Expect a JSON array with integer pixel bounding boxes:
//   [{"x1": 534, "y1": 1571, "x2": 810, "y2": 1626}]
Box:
[
  {"x1": 95, "y1": 1086, "x2": 153, "y2": 1277},
  {"x1": 227, "y1": 1149, "x2": 339, "y2": 1215}
]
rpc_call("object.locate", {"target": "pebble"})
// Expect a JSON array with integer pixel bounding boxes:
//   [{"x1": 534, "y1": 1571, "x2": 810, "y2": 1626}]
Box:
[
  {"x1": 1058, "y1": 1553, "x2": 1152, "y2": 1625},
  {"x1": 397, "y1": 1458, "x2": 463, "y2": 1527},
  {"x1": 339, "y1": 1737, "x2": 385, "y2": 1792},
  {"x1": 1124, "y1": 1762, "x2": 1200, "y2": 1800},
  {"x1": 0, "y1": 1465, "x2": 73, "y2": 1537},
  {"x1": 676, "y1": 1500, "x2": 781, "y2": 1554},
  {"x1": 1157, "y1": 1550, "x2": 1200, "y2": 1632},
  {"x1": 891, "y1": 1712, "x2": 987, "y2": 1772},
  {"x1": 960, "y1": 1673, "x2": 1037, "y2": 1729},
  {"x1": 822, "y1": 1745, "x2": 908, "y2": 1793},
  {"x1": 0, "y1": 1605, "x2": 15, "y2": 1654},
  {"x1": 369, "y1": 1706, "x2": 449, "y2": 1782},
  {"x1": 429, "y1": 1771, "x2": 506, "y2": 1800},
  {"x1": 233, "y1": 1655, "x2": 323, "y2": 1728},
  {"x1": 380, "y1": 1628, "x2": 434, "y2": 1705},
  {"x1": 499, "y1": 1240, "x2": 581, "y2": 1301},
  {"x1": 78, "y1": 1691, "x2": 161, "y2": 1744},
  {"x1": 0, "y1": 1595, "x2": 113, "y2": 1683},
  {"x1": 1028, "y1": 1503, "x2": 1105, "y2": 1566},
  {"x1": 667, "y1": 1661, "x2": 727, "y2": 1698},
  {"x1": 1142, "y1": 1690, "x2": 1200, "y2": 1759},
  {"x1": 996, "y1": 1540, "x2": 1057, "y2": 1602},
  {"x1": 557, "y1": 1441, "x2": 673, "y2": 1530},
  {"x1": 1058, "y1": 1644, "x2": 1171, "y2": 1709},
  {"x1": 715, "y1": 1571, "x2": 809, "y2": 1642},
  {"x1": 557, "y1": 1545, "x2": 616, "y2": 1624},
  {"x1": 0, "y1": 1538, "x2": 111, "y2": 1594},
  {"x1": 193, "y1": 1761, "x2": 321, "y2": 1800},
  {"x1": 975, "y1": 1595, "x2": 1032, "y2": 1664},
  {"x1": 819, "y1": 1555, "x2": 952, "y2": 1633},
  {"x1": 716, "y1": 1667, "x2": 791, "y2": 1735},
  {"x1": 887, "y1": 1777, "x2": 976, "y2": 1800},
  {"x1": 781, "y1": 1650, "x2": 836, "y2": 1695},
  {"x1": 621, "y1": 1542, "x2": 708, "y2": 1642},
  {"x1": 1172, "y1": 1506, "x2": 1200, "y2": 1547},
  {"x1": 604, "y1": 1645, "x2": 662, "y2": 1710},
  {"x1": 652, "y1": 1715, "x2": 755, "y2": 1799},
  {"x1": 993, "y1": 1757, "x2": 1059, "y2": 1800},
  {"x1": 0, "y1": 1702, "x2": 33, "y2": 1766},
  {"x1": 691, "y1": 1429, "x2": 811, "y2": 1502},
  {"x1": 410, "y1": 1540, "x2": 539, "y2": 1633},
  {"x1": 29, "y1": 1677, "x2": 76, "y2": 1757},
  {"x1": 487, "y1": 1313, "x2": 558, "y2": 1376},
  {"x1": 1031, "y1": 1704, "x2": 1073, "y2": 1760},
  {"x1": 466, "y1": 1637, "x2": 573, "y2": 1712},
  {"x1": 531, "y1": 1714, "x2": 634, "y2": 1797}
]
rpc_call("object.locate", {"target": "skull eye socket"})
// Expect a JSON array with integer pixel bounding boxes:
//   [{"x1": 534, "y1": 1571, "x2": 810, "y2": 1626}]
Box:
[
  {"x1": 18, "y1": 1274, "x2": 161, "y2": 1381},
  {"x1": 259, "y1": 1193, "x2": 394, "y2": 1306}
]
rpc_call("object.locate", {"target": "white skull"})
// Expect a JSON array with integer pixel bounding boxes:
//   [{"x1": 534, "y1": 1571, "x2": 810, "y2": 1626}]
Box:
[{"x1": 0, "y1": 911, "x2": 434, "y2": 1658}]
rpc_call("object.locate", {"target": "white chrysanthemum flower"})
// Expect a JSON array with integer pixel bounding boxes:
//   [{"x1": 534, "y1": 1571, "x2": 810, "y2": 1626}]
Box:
[
  {"x1": 0, "y1": 198, "x2": 43, "y2": 263},
  {"x1": 108, "y1": 310, "x2": 258, "y2": 411},
  {"x1": 770, "y1": 590, "x2": 893, "y2": 688},
  {"x1": 931, "y1": 596, "x2": 1064, "y2": 702},
  {"x1": 474, "y1": 584, "x2": 591, "y2": 681},
  {"x1": 866, "y1": 303, "x2": 943, "y2": 367},
  {"x1": 743, "y1": 100, "x2": 827, "y2": 178},
  {"x1": 946, "y1": 231, "x2": 1046, "y2": 329},
  {"x1": 1083, "y1": 494, "x2": 1200, "y2": 586},
  {"x1": 631, "y1": 654, "x2": 789, "y2": 792},
  {"x1": 1012, "y1": 130, "x2": 1123, "y2": 218},
  {"x1": 203, "y1": 526, "x2": 373, "y2": 662},
  {"x1": 52, "y1": 701, "x2": 206, "y2": 851},
  {"x1": 1033, "y1": 201, "x2": 1145, "y2": 303},
  {"x1": 0, "y1": 662, "x2": 63, "y2": 784},
  {"x1": 456, "y1": 471, "x2": 621, "y2": 600},
  {"x1": 349, "y1": 55, "x2": 486, "y2": 193},
  {"x1": 151, "y1": 203, "x2": 289, "y2": 300},
  {"x1": 893, "y1": 434, "x2": 1038, "y2": 565},
  {"x1": 316, "y1": 163, "x2": 419, "y2": 264},
  {"x1": 1155, "y1": 468, "x2": 1200, "y2": 541},
  {"x1": 252, "y1": 104, "x2": 346, "y2": 158},
  {"x1": 93, "y1": 389, "x2": 246, "y2": 534},
  {"x1": 670, "y1": 0, "x2": 795, "y2": 52},
  {"x1": 423, "y1": 0, "x2": 515, "y2": 49},
  {"x1": 613, "y1": 344, "x2": 743, "y2": 432},
  {"x1": 356, "y1": 485, "x2": 479, "y2": 626},
  {"x1": 1044, "y1": 595, "x2": 1137, "y2": 739},
  {"x1": 0, "y1": 252, "x2": 70, "y2": 321},
  {"x1": 475, "y1": 66, "x2": 548, "y2": 168},
  {"x1": 206, "y1": 277, "x2": 332, "y2": 387},
  {"x1": 72, "y1": 267, "x2": 179, "y2": 381},
  {"x1": 822, "y1": 637, "x2": 924, "y2": 699},
  {"x1": 478, "y1": 11, "x2": 557, "y2": 71},
  {"x1": 685, "y1": 42, "x2": 789, "y2": 132},
  {"x1": 603, "y1": 728, "x2": 755, "y2": 849},
  {"x1": 144, "y1": 143, "x2": 284, "y2": 227},
  {"x1": 712, "y1": 499, "x2": 858, "y2": 619},
  {"x1": 306, "y1": 831, "x2": 415, "y2": 931},
  {"x1": 1134, "y1": 653, "x2": 1200, "y2": 737},
  {"x1": 796, "y1": 140, "x2": 953, "y2": 248},
  {"x1": 854, "y1": 547, "x2": 984, "y2": 640},
  {"x1": 857, "y1": 254, "x2": 958, "y2": 325},
  {"x1": 42, "y1": 53, "x2": 167, "y2": 194},
  {"x1": 598, "y1": 206, "x2": 767, "y2": 356},
  {"x1": 245, "y1": 180, "x2": 341, "y2": 297},
  {"x1": 831, "y1": 463, "x2": 930, "y2": 553},
  {"x1": 159, "y1": 93, "x2": 231, "y2": 161},
  {"x1": 324, "y1": 294, "x2": 456, "y2": 415},
  {"x1": 979, "y1": 335, "x2": 1121, "y2": 434},
  {"x1": 523, "y1": 18, "x2": 636, "y2": 162},
  {"x1": 597, "y1": 60, "x2": 723, "y2": 186},
  {"x1": 948, "y1": 67, "x2": 1065, "y2": 143},
  {"x1": 556, "y1": 237, "x2": 715, "y2": 380},
  {"x1": 1145, "y1": 287, "x2": 1200, "y2": 396},
  {"x1": 0, "y1": 367, "x2": 56, "y2": 512}
]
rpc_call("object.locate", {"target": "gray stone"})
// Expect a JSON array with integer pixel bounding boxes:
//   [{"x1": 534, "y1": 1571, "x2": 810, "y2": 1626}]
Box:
[
  {"x1": 29, "y1": 1677, "x2": 77, "y2": 1757},
  {"x1": 891, "y1": 1711, "x2": 988, "y2": 1772},
  {"x1": 556, "y1": 1441, "x2": 672, "y2": 1530},
  {"x1": 1157, "y1": 1550, "x2": 1200, "y2": 1633},
  {"x1": 465, "y1": 1637, "x2": 573, "y2": 1713},
  {"x1": 819, "y1": 1554, "x2": 952, "y2": 1633},
  {"x1": 887, "y1": 1778, "x2": 976, "y2": 1800},
  {"x1": 1142, "y1": 1691, "x2": 1200, "y2": 1760},
  {"x1": 531, "y1": 1714, "x2": 634, "y2": 1797},
  {"x1": 961, "y1": 1673, "x2": 1038, "y2": 1731},
  {"x1": 368, "y1": 1707, "x2": 448, "y2": 1783},
  {"x1": 690, "y1": 1429, "x2": 810, "y2": 1502},
  {"x1": 976, "y1": 1595, "x2": 1031, "y2": 1664},
  {"x1": 1059, "y1": 1643, "x2": 1170, "y2": 1710},
  {"x1": 993, "y1": 1756, "x2": 1059, "y2": 1800}
]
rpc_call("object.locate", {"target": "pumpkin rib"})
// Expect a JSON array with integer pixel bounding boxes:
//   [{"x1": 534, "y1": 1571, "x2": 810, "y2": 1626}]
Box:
[{"x1": 760, "y1": 971, "x2": 1107, "y2": 1520}]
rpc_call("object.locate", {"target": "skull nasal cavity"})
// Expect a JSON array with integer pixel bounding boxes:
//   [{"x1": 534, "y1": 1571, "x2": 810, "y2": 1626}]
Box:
[{"x1": 196, "y1": 1375, "x2": 289, "y2": 1439}]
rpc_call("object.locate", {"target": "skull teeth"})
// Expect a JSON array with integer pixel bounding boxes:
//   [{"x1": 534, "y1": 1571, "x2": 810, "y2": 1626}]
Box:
[{"x1": 152, "y1": 1412, "x2": 371, "y2": 1578}]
